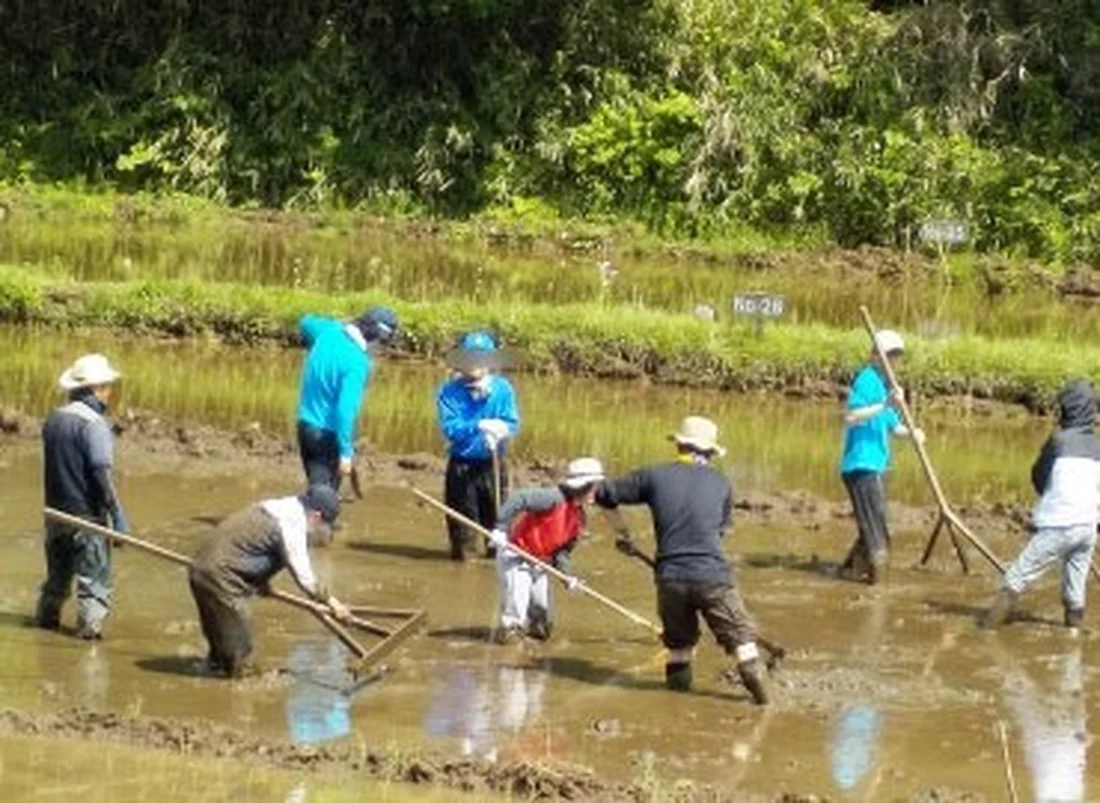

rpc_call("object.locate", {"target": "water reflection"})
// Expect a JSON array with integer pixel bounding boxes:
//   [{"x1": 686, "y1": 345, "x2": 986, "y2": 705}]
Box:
[
  {"x1": 1000, "y1": 647, "x2": 1088, "y2": 802},
  {"x1": 422, "y1": 662, "x2": 547, "y2": 761},
  {"x1": 285, "y1": 642, "x2": 357, "y2": 745},
  {"x1": 829, "y1": 595, "x2": 888, "y2": 792}
]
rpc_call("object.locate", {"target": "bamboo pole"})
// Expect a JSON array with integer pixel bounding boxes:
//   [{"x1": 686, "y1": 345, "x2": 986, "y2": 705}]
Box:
[
  {"x1": 42, "y1": 507, "x2": 380, "y2": 656},
  {"x1": 409, "y1": 486, "x2": 661, "y2": 636},
  {"x1": 858, "y1": 307, "x2": 1005, "y2": 574},
  {"x1": 346, "y1": 604, "x2": 422, "y2": 618}
]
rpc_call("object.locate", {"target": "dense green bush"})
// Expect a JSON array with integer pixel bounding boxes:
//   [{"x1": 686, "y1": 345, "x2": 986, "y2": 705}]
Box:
[{"x1": 1, "y1": 1, "x2": 1097, "y2": 262}]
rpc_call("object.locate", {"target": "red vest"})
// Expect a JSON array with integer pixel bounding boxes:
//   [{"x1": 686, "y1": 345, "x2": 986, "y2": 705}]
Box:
[{"x1": 512, "y1": 501, "x2": 584, "y2": 560}]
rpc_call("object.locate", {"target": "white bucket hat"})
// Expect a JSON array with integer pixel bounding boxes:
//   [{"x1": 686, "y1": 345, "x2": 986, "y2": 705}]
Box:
[
  {"x1": 873, "y1": 330, "x2": 905, "y2": 356},
  {"x1": 562, "y1": 457, "x2": 605, "y2": 489},
  {"x1": 670, "y1": 415, "x2": 726, "y2": 456},
  {"x1": 58, "y1": 353, "x2": 121, "y2": 391}
]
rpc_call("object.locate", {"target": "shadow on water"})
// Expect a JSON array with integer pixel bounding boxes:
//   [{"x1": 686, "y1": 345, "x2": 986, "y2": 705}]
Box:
[
  {"x1": 0, "y1": 611, "x2": 39, "y2": 630},
  {"x1": 136, "y1": 655, "x2": 209, "y2": 678},
  {"x1": 347, "y1": 540, "x2": 453, "y2": 562},
  {"x1": 742, "y1": 551, "x2": 840, "y2": 578},
  {"x1": 923, "y1": 598, "x2": 1062, "y2": 628},
  {"x1": 544, "y1": 656, "x2": 748, "y2": 703},
  {"x1": 427, "y1": 625, "x2": 495, "y2": 643}
]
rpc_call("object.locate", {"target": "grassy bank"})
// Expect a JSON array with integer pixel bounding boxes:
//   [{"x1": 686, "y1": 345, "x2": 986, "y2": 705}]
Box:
[{"x1": 0, "y1": 264, "x2": 1089, "y2": 410}]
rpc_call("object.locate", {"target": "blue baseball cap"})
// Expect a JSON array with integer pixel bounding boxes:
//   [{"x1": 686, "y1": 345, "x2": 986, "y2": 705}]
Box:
[
  {"x1": 355, "y1": 306, "x2": 399, "y2": 343},
  {"x1": 446, "y1": 330, "x2": 507, "y2": 371}
]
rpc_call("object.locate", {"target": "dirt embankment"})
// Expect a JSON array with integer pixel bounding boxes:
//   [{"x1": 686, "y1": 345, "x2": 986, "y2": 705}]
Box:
[{"x1": 0, "y1": 707, "x2": 983, "y2": 803}]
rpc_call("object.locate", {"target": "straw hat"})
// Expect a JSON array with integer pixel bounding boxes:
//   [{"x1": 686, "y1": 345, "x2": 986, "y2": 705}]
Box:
[
  {"x1": 562, "y1": 457, "x2": 605, "y2": 489},
  {"x1": 670, "y1": 416, "x2": 726, "y2": 456},
  {"x1": 58, "y1": 354, "x2": 121, "y2": 391}
]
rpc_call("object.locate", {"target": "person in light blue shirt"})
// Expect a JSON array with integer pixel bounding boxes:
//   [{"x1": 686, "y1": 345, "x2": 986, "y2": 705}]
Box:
[
  {"x1": 437, "y1": 331, "x2": 520, "y2": 561},
  {"x1": 838, "y1": 330, "x2": 924, "y2": 584},
  {"x1": 296, "y1": 306, "x2": 399, "y2": 491}
]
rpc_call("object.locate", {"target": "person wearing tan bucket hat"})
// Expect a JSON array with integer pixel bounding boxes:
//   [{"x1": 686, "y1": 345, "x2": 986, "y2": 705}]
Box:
[
  {"x1": 36, "y1": 353, "x2": 129, "y2": 640},
  {"x1": 487, "y1": 457, "x2": 604, "y2": 643},
  {"x1": 595, "y1": 416, "x2": 770, "y2": 705}
]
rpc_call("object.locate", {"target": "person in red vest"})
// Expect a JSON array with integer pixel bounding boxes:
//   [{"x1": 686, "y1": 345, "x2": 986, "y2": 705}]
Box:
[{"x1": 487, "y1": 458, "x2": 605, "y2": 642}]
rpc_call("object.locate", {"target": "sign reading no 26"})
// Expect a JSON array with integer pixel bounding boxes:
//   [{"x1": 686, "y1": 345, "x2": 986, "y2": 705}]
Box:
[{"x1": 732, "y1": 293, "x2": 786, "y2": 318}]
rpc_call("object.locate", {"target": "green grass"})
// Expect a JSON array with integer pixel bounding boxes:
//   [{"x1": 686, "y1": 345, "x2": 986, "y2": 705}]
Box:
[{"x1": 0, "y1": 263, "x2": 1091, "y2": 409}]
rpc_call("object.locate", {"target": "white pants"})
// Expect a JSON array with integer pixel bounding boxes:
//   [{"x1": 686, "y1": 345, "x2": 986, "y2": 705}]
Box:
[{"x1": 497, "y1": 551, "x2": 551, "y2": 629}]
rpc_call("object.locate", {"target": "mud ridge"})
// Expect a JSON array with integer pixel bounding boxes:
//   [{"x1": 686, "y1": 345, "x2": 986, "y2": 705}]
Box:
[{"x1": 0, "y1": 706, "x2": 836, "y2": 802}]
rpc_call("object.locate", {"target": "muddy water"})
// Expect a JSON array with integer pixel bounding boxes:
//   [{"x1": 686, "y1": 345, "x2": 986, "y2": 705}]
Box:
[
  {"x1": 0, "y1": 326, "x2": 1046, "y2": 505},
  {"x1": 0, "y1": 218, "x2": 1093, "y2": 340},
  {"x1": 2, "y1": 429, "x2": 1099, "y2": 800}
]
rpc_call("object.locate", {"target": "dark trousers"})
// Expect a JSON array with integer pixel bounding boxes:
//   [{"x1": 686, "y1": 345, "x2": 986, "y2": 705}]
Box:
[
  {"x1": 298, "y1": 421, "x2": 341, "y2": 491},
  {"x1": 842, "y1": 470, "x2": 890, "y2": 566},
  {"x1": 189, "y1": 573, "x2": 253, "y2": 676},
  {"x1": 36, "y1": 521, "x2": 112, "y2": 629},
  {"x1": 657, "y1": 581, "x2": 757, "y2": 655},
  {"x1": 444, "y1": 457, "x2": 508, "y2": 557}
]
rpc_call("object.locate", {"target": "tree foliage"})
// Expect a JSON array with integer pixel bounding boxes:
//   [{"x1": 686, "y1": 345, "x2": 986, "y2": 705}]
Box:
[{"x1": 1, "y1": 0, "x2": 1097, "y2": 261}]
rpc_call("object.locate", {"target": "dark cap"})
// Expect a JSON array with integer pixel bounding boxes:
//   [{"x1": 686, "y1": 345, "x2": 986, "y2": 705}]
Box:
[
  {"x1": 355, "y1": 305, "x2": 399, "y2": 343},
  {"x1": 300, "y1": 484, "x2": 341, "y2": 524}
]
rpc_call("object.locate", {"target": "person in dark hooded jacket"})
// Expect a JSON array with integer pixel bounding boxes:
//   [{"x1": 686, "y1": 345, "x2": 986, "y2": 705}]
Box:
[{"x1": 983, "y1": 380, "x2": 1100, "y2": 628}]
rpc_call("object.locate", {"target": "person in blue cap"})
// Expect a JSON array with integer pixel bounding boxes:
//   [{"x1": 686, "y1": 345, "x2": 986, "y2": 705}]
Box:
[
  {"x1": 296, "y1": 305, "x2": 399, "y2": 492},
  {"x1": 437, "y1": 331, "x2": 520, "y2": 561}
]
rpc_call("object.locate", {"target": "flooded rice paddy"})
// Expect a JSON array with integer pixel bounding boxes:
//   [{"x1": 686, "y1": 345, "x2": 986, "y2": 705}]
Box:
[
  {"x1": 2, "y1": 216, "x2": 1098, "y2": 341},
  {"x1": 0, "y1": 327, "x2": 1096, "y2": 800}
]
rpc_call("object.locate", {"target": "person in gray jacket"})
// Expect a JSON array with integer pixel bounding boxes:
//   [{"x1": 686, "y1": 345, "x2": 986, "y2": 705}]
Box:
[
  {"x1": 36, "y1": 354, "x2": 129, "y2": 641},
  {"x1": 188, "y1": 485, "x2": 352, "y2": 677},
  {"x1": 983, "y1": 379, "x2": 1100, "y2": 628}
]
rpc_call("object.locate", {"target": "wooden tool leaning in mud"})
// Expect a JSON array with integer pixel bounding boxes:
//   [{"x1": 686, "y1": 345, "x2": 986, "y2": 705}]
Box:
[
  {"x1": 859, "y1": 306, "x2": 1006, "y2": 575},
  {"x1": 408, "y1": 485, "x2": 663, "y2": 637},
  {"x1": 42, "y1": 508, "x2": 426, "y2": 666}
]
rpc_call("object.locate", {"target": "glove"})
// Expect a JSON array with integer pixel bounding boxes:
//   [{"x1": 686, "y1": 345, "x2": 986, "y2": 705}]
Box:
[
  {"x1": 488, "y1": 528, "x2": 509, "y2": 549},
  {"x1": 326, "y1": 596, "x2": 352, "y2": 623},
  {"x1": 911, "y1": 427, "x2": 926, "y2": 445},
  {"x1": 338, "y1": 457, "x2": 354, "y2": 477},
  {"x1": 891, "y1": 387, "x2": 905, "y2": 405},
  {"x1": 615, "y1": 534, "x2": 637, "y2": 556},
  {"x1": 564, "y1": 575, "x2": 584, "y2": 593},
  {"x1": 477, "y1": 419, "x2": 510, "y2": 443}
]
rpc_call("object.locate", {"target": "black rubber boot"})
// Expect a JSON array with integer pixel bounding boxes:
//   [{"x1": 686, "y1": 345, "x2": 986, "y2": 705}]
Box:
[
  {"x1": 980, "y1": 589, "x2": 1018, "y2": 629},
  {"x1": 527, "y1": 618, "x2": 552, "y2": 642},
  {"x1": 35, "y1": 600, "x2": 61, "y2": 632},
  {"x1": 665, "y1": 662, "x2": 693, "y2": 691},
  {"x1": 737, "y1": 659, "x2": 769, "y2": 705},
  {"x1": 1065, "y1": 606, "x2": 1085, "y2": 628}
]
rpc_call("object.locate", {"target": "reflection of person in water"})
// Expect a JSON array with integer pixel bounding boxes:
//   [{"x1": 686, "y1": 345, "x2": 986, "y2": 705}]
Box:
[
  {"x1": 998, "y1": 646, "x2": 1087, "y2": 803},
  {"x1": 285, "y1": 641, "x2": 354, "y2": 744},
  {"x1": 829, "y1": 594, "x2": 887, "y2": 793},
  {"x1": 423, "y1": 663, "x2": 547, "y2": 761}
]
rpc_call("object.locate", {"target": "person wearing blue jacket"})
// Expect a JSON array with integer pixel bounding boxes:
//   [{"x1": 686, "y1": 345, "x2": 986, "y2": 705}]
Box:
[
  {"x1": 296, "y1": 306, "x2": 399, "y2": 491},
  {"x1": 838, "y1": 330, "x2": 924, "y2": 584},
  {"x1": 437, "y1": 331, "x2": 520, "y2": 561}
]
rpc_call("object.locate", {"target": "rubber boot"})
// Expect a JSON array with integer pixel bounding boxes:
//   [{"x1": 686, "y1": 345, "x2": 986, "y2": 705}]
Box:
[
  {"x1": 1064, "y1": 606, "x2": 1085, "y2": 629},
  {"x1": 867, "y1": 550, "x2": 889, "y2": 586},
  {"x1": 527, "y1": 611, "x2": 552, "y2": 642},
  {"x1": 75, "y1": 619, "x2": 103, "y2": 641},
  {"x1": 980, "y1": 588, "x2": 1018, "y2": 629},
  {"x1": 665, "y1": 662, "x2": 693, "y2": 691},
  {"x1": 838, "y1": 543, "x2": 869, "y2": 582},
  {"x1": 35, "y1": 598, "x2": 61, "y2": 631},
  {"x1": 737, "y1": 659, "x2": 770, "y2": 705}
]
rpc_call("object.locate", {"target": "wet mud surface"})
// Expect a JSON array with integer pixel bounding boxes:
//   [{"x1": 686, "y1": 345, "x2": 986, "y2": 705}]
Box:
[{"x1": 1, "y1": 418, "x2": 1097, "y2": 801}]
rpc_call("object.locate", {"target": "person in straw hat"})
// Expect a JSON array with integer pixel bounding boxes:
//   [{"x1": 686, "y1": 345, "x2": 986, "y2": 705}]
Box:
[
  {"x1": 437, "y1": 330, "x2": 520, "y2": 561},
  {"x1": 838, "y1": 329, "x2": 924, "y2": 585},
  {"x1": 595, "y1": 416, "x2": 770, "y2": 705},
  {"x1": 487, "y1": 457, "x2": 604, "y2": 643},
  {"x1": 36, "y1": 353, "x2": 128, "y2": 640}
]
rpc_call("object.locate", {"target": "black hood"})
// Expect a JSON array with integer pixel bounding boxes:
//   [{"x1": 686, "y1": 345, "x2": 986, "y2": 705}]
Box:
[{"x1": 1058, "y1": 379, "x2": 1096, "y2": 430}]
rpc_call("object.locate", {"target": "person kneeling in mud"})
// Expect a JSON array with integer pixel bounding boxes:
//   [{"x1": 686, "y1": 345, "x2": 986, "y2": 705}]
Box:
[
  {"x1": 983, "y1": 380, "x2": 1100, "y2": 630},
  {"x1": 488, "y1": 458, "x2": 605, "y2": 643},
  {"x1": 188, "y1": 485, "x2": 352, "y2": 677},
  {"x1": 595, "y1": 416, "x2": 769, "y2": 705}
]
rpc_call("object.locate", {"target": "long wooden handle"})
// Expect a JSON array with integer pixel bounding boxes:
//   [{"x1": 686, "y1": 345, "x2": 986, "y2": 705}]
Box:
[
  {"x1": 410, "y1": 486, "x2": 661, "y2": 635},
  {"x1": 42, "y1": 507, "x2": 381, "y2": 649}
]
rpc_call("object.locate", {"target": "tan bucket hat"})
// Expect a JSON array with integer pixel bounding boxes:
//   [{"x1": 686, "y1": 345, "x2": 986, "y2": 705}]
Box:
[
  {"x1": 58, "y1": 354, "x2": 121, "y2": 391},
  {"x1": 562, "y1": 457, "x2": 605, "y2": 489},
  {"x1": 670, "y1": 416, "x2": 726, "y2": 456}
]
